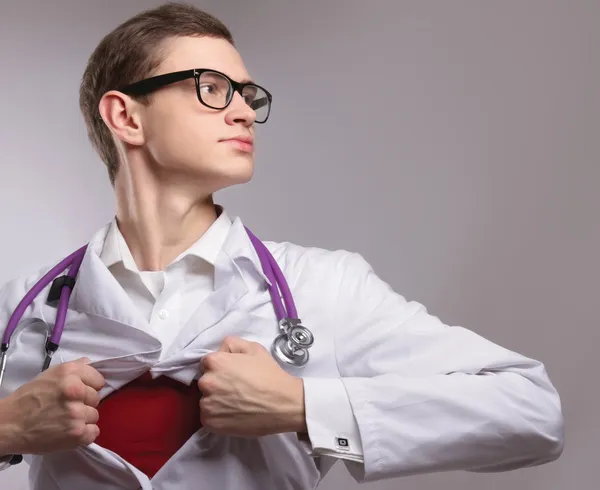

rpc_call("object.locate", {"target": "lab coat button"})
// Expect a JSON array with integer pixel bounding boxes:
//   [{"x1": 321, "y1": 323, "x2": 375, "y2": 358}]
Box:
[{"x1": 158, "y1": 309, "x2": 169, "y2": 320}]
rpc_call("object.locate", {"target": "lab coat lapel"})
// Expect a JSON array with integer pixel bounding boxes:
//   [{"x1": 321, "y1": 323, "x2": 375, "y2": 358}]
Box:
[
  {"x1": 38, "y1": 223, "x2": 148, "y2": 329},
  {"x1": 39, "y1": 225, "x2": 161, "y2": 394},
  {"x1": 70, "y1": 247, "x2": 150, "y2": 331}
]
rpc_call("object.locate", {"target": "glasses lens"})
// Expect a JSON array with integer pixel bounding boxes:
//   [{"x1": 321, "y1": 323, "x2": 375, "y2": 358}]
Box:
[
  {"x1": 198, "y1": 71, "x2": 232, "y2": 109},
  {"x1": 242, "y1": 85, "x2": 271, "y2": 123}
]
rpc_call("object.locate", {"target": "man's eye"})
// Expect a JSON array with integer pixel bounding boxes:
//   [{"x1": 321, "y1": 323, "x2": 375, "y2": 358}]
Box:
[{"x1": 199, "y1": 84, "x2": 216, "y2": 94}]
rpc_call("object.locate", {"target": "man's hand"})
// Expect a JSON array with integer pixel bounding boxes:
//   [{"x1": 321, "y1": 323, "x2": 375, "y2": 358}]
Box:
[
  {"x1": 197, "y1": 336, "x2": 306, "y2": 438},
  {"x1": 0, "y1": 357, "x2": 105, "y2": 456}
]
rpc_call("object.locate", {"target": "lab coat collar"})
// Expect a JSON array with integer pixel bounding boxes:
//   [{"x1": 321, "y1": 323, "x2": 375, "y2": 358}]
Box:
[
  {"x1": 218, "y1": 216, "x2": 273, "y2": 288},
  {"x1": 99, "y1": 205, "x2": 233, "y2": 271}
]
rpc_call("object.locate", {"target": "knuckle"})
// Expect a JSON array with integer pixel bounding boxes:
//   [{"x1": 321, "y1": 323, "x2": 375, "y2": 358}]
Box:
[
  {"x1": 82, "y1": 425, "x2": 100, "y2": 445},
  {"x1": 199, "y1": 397, "x2": 210, "y2": 413},
  {"x1": 197, "y1": 377, "x2": 211, "y2": 394},
  {"x1": 67, "y1": 401, "x2": 85, "y2": 420},
  {"x1": 61, "y1": 377, "x2": 85, "y2": 400},
  {"x1": 68, "y1": 421, "x2": 86, "y2": 440},
  {"x1": 88, "y1": 407, "x2": 100, "y2": 424},
  {"x1": 56, "y1": 363, "x2": 75, "y2": 377},
  {"x1": 202, "y1": 353, "x2": 220, "y2": 369},
  {"x1": 222, "y1": 335, "x2": 236, "y2": 345},
  {"x1": 86, "y1": 365, "x2": 105, "y2": 382},
  {"x1": 201, "y1": 354, "x2": 213, "y2": 369},
  {"x1": 87, "y1": 391, "x2": 100, "y2": 408},
  {"x1": 215, "y1": 351, "x2": 228, "y2": 363}
]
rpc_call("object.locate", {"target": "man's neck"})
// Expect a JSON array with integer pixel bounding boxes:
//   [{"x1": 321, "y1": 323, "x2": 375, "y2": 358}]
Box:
[{"x1": 114, "y1": 165, "x2": 218, "y2": 272}]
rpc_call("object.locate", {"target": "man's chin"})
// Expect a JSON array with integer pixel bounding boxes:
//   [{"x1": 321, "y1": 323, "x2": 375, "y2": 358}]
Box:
[
  {"x1": 208, "y1": 163, "x2": 255, "y2": 191},
  {"x1": 167, "y1": 157, "x2": 254, "y2": 190}
]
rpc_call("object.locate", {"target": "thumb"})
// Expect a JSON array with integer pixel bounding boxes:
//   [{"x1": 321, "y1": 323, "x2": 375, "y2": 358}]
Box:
[{"x1": 218, "y1": 336, "x2": 256, "y2": 354}]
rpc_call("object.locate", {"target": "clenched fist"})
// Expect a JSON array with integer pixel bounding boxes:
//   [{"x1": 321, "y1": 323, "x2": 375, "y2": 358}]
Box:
[
  {"x1": 197, "y1": 336, "x2": 307, "y2": 438},
  {"x1": 0, "y1": 357, "x2": 105, "y2": 455}
]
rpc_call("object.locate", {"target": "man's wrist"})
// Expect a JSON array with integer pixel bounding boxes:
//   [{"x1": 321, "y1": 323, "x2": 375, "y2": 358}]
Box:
[{"x1": 283, "y1": 376, "x2": 307, "y2": 434}]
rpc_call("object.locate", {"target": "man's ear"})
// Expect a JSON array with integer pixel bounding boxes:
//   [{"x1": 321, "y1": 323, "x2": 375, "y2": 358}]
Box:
[{"x1": 98, "y1": 90, "x2": 145, "y2": 146}]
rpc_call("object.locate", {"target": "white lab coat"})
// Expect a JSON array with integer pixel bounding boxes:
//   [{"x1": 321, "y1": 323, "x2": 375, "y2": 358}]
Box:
[{"x1": 0, "y1": 216, "x2": 564, "y2": 489}]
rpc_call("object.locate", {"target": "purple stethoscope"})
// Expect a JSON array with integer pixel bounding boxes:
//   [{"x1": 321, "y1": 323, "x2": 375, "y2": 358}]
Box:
[{"x1": 0, "y1": 227, "x2": 315, "y2": 388}]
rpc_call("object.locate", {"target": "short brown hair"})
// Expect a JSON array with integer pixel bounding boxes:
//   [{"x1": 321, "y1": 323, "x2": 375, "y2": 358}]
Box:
[{"x1": 79, "y1": 2, "x2": 234, "y2": 185}]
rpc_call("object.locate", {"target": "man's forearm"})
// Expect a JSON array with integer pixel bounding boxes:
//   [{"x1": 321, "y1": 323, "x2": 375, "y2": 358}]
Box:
[{"x1": 0, "y1": 397, "x2": 20, "y2": 456}]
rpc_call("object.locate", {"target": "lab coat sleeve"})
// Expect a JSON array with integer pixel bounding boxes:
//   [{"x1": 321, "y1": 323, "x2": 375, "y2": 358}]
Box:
[
  {"x1": 298, "y1": 377, "x2": 364, "y2": 462},
  {"x1": 317, "y1": 252, "x2": 564, "y2": 483}
]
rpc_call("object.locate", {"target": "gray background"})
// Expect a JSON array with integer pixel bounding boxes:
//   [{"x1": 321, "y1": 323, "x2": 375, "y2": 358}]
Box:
[{"x1": 0, "y1": 0, "x2": 597, "y2": 488}]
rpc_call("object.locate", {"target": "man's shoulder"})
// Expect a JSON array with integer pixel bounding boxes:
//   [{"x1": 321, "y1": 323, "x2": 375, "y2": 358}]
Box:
[
  {"x1": 262, "y1": 239, "x2": 372, "y2": 284},
  {"x1": 264, "y1": 238, "x2": 351, "y2": 265}
]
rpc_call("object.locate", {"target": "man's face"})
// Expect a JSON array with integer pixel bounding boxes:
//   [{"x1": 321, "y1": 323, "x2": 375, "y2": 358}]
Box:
[{"x1": 138, "y1": 36, "x2": 258, "y2": 191}]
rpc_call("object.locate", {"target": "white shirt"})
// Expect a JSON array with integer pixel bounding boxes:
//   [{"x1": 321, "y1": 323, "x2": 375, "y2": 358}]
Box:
[
  {"x1": 99, "y1": 209, "x2": 231, "y2": 358},
  {"x1": 98, "y1": 207, "x2": 365, "y2": 462}
]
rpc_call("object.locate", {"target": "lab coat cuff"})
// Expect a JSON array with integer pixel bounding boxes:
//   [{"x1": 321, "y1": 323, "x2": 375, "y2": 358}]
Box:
[{"x1": 299, "y1": 377, "x2": 364, "y2": 462}]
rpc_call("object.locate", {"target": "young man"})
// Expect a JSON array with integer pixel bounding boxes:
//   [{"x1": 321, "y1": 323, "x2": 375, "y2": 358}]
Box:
[{"x1": 0, "y1": 3, "x2": 563, "y2": 489}]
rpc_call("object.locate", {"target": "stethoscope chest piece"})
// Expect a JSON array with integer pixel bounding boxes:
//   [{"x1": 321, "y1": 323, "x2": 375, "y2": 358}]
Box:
[{"x1": 272, "y1": 318, "x2": 315, "y2": 367}]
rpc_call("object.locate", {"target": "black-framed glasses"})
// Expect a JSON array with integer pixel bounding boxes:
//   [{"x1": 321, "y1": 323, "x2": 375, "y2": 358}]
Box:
[{"x1": 119, "y1": 68, "x2": 272, "y2": 123}]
